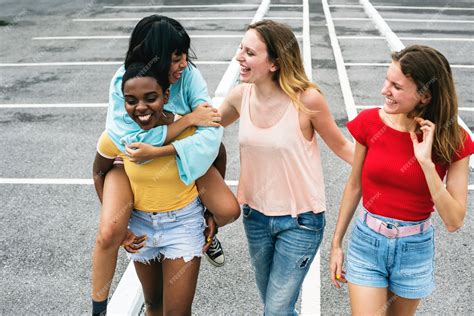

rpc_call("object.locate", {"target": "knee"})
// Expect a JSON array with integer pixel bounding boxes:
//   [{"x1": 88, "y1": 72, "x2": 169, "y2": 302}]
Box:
[
  {"x1": 95, "y1": 224, "x2": 126, "y2": 250},
  {"x1": 263, "y1": 286, "x2": 298, "y2": 316}
]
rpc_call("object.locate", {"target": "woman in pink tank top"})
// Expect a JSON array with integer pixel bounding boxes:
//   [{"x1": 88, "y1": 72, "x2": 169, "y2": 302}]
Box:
[{"x1": 218, "y1": 20, "x2": 353, "y2": 315}]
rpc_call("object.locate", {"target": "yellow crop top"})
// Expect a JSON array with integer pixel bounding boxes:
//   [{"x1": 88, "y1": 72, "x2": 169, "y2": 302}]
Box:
[{"x1": 97, "y1": 128, "x2": 198, "y2": 212}]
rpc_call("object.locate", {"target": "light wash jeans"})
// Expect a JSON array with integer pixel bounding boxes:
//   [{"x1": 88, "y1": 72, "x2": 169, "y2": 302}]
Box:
[{"x1": 242, "y1": 204, "x2": 326, "y2": 316}]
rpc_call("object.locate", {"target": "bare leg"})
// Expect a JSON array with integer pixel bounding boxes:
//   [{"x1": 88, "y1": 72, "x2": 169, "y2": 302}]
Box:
[
  {"x1": 213, "y1": 142, "x2": 227, "y2": 178},
  {"x1": 348, "y1": 283, "x2": 390, "y2": 316},
  {"x1": 387, "y1": 290, "x2": 420, "y2": 316},
  {"x1": 91, "y1": 166, "x2": 133, "y2": 301},
  {"x1": 196, "y1": 166, "x2": 240, "y2": 226},
  {"x1": 196, "y1": 144, "x2": 240, "y2": 227},
  {"x1": 134, "y1": 259, "x2": 164, "y2": 316},
  {"x1": 162, "y1": 257, "x2": 201, "y2": 315}
]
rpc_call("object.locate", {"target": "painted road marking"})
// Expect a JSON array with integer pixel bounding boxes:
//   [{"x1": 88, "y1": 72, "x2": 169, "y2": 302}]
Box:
[
  {"x1": 73, "y1": 16, "x2": 302, "y2": 22},
  {"x1": 332, "y1": 17, "x2": 474, "y2": 23},
  {"x1": 321, "y1": 0, "x2": 358, "y2": 121},
  {"x1": 0, "y1": 61, "x2": 230, "y2": 67},
  {"x1": 32, "y1": 34, "x2": 302, "y2": 40},
  {"x1": 338, "y1": 36, "x2": 474, "y2": 42},
  {"x1": 344, "y1": 62, "x2": 474, "y2": 69},
  {"x1": 0, "y1": 178, "x2": 239, "y2": 186},
  {"x1": 103, "y1": 4, "x2": 302, "y2": 9},
  {"x1": 329, "y1": 4, "x2": 474, "y2": 11}
]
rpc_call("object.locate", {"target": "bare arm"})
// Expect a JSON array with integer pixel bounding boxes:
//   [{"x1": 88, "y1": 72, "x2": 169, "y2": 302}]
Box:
[
  {"x1": 421, "y1": 157, "x2": 469, "y2": 232},
  {"x1": 125, "y1": 104, "x2": 222, "y2": 163},
  {"x1": 164, "y1": 103, "x2": 221, "y2": 144},
  {"x1": 410, "y1": 118, "x2": 469, "y2": 232},
  {"x1": 218, "y1": 84, "x2": 244, "y2": 127},
  {"x1": 301, "y1": 89, "x2": 354, "y2": 165},
  {"x1": 330, "y1": 141, "x2": 367, "y2": 287},
  {"x1": 92, "y1": 153, "x2": 115, "y2": 203}
]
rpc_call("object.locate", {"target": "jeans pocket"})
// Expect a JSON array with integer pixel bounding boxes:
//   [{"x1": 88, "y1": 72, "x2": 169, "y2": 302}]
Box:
[
  {"x1": 242, "y1": 204, "x2": 253, "y2": 219},
  {"x1": 295, "y1": 212, "x2": 325, "y2": 232},
  {"x1": 399, "y1": 235, "x2": 434, "y2": 277},
  {"x1": 347, "y1": 224, "x2": 380, "y2": 269}
]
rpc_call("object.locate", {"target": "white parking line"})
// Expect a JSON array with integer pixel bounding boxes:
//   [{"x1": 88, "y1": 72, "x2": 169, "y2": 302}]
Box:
[
  {"x1": 355, "y1": 105, "x2": 474, "y2": 112},
  {"x1": 103, "y1": 4, "x2": 302, "y2": 9},
  {"x1": 332, "y1": 17, "x2": 474, "y2": 23},
  {"x1": 73, "y1": 17, "x2": 302, "y2": 22},
  {"x1": 300, "y1": 0, "x2": 321, "y2": 314},
  {"x1": 0, "y1": 61, "x2": 230, "y2": 67},
  {"x1": 32, "y1": 34, "x2": 302, "y2": 40},
  {"x1": 344, "y1": 63, "x2": 474, "y2": 69},
  {"x1": 107, "y1": 261, "x2": 143, "y2": 316},
  {"x1": 0, "y1": 178, "x2": 239, "y2": 186},
  {"x1": 321, "y1": 0, "x2": 358, "y2": 120},
  {"x1": 338, "y1": 36, "x2": 474, "y2": 42},
  {"x1": 329, "y1": 4, "x2": 474, "y2": 11},
  {"x1": 0, "y1": 103, "x2": 108, "y2": 108}
]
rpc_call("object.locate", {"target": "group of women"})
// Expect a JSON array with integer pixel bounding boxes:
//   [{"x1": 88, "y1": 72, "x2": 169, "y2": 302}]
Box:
[{"x1": 90, "y1": 15, "x2": 472, "y2": 316}]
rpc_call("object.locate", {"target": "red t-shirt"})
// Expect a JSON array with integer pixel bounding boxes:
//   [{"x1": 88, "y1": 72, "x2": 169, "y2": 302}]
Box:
[{"x1": 347, "y1": 108, "x2": 473, "y2": 221}]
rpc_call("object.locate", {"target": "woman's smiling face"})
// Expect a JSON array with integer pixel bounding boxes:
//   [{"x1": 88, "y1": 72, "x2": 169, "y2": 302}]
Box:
[
  {"x1": 124, "y1": 76, "x2": 169, "y2": 130},
  {"x1": 381, "y1": 61, "x2": 430, "y2": 115},
  {"x1": 235, "y1": 29, "x2": 278, "y2": 84},
  {"x1": 168, "y1": 52, "x2": 188, "y2": 84}
]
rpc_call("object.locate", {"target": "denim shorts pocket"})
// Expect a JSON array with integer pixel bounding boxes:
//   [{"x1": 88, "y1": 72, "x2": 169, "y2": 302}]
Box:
[
  {"x1": 347, "y1": 224, "x2": 380, "y2": 269},
  {"x1": 242, "y1": 204, "x2": 253, "y2": 219},
  {"x1": 399, "y1": 236, "x2": 434, "y2": 277},
  {"x1": 295, "y1": 212, "x2": 325, "y2": 232}
]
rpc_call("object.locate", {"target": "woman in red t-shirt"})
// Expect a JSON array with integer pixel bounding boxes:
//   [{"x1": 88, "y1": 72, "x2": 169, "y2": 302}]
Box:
[{"x1": 330, "y1": 45, "x2": 473, "y2": 315}]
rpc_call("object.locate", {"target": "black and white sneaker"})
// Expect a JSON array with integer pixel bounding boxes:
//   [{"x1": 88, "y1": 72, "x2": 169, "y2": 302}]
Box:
[{"x1": 205, "y1": 236, "x2": 225, "y2": 267}]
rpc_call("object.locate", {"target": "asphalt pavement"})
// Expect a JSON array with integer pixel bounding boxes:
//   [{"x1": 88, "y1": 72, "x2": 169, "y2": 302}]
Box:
[{"x1": 0, "y1": 0, "x2": 472, "y2": 315}]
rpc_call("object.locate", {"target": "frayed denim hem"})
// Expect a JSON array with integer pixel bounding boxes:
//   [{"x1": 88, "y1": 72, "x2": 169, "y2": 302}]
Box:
[
  {"x1": 161, "y1": 251, "x2": 203, "y2": 263},
  {"x1": 129, "y1": 252, "x2": 203, "y2": 265}
]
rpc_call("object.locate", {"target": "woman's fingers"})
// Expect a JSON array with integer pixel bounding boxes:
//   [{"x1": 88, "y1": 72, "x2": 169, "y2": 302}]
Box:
[
  {"x1": 202, "y1": 213, "x2": 217, "y2": 252},
  {"x1": 133, "y1": 234, "x2": 147, "y2": 244},
  {"x1": 123, "y1": 242, "x2": 144, "y2": 253},
  {"x1": 414, "y1": 117, "x2": 435, "y2": 128},
  {"x1": 409, "y1": 131, "x2": 419, "y2": 144}
]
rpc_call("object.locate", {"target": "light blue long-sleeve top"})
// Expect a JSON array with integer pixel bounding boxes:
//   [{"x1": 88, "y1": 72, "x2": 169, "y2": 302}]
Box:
[{"x1": 105, "y1": 64, "x2": 223, "y2": 185}]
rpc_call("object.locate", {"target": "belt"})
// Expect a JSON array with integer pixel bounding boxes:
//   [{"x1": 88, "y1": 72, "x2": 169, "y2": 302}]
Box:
[{"x1": 359, "y1": 211, "x2": 431, "y2": 239}]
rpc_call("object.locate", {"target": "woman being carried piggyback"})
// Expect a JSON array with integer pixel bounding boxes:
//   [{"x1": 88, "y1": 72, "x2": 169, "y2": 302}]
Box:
[
  {"x1": 93, "y1": 62, "x2": 216, "y2": 316},
  {"x1": 330, "y1": 45, "x2": 473, "y2": 315}
]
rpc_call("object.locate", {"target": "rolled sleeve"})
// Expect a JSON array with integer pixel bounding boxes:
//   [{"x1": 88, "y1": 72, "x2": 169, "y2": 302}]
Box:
[{"x1": 172, "y1": 126, "x2": 224, "y2": 185}]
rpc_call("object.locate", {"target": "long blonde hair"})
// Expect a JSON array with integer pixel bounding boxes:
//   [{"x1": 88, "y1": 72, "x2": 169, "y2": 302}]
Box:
[
  {"x1": 392, "y1": 45, "x2": 465, "y2": 164},
  {"x1": 247, "y1": 20, "x2": 319, "y2": 113}
]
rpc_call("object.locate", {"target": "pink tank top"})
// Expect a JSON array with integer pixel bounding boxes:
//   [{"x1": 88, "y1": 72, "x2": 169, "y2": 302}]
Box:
[{"x1": 237, "y1": 84, "x2": 326, "y2": 217}]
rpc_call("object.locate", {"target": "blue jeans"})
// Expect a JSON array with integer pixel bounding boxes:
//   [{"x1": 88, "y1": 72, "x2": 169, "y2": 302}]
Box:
[{"x1": 242, "y1": 205, "x2": 326, "y2": 316}]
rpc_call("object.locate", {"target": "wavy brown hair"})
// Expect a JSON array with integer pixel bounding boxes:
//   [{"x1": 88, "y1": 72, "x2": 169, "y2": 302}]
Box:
[
  {"x1": 247, "y1": 20, "x2": 319, "y2": 113},
  {"x1": 392, "y1": 45, "x2": 465, "y2": 164}
]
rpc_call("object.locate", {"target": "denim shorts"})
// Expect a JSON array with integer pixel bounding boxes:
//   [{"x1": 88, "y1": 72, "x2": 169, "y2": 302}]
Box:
[
  {"x1": 127, "y1": 198, "x2": 205, "y2": 264},
  {"x1": 345, "y1": 210, "x2": 435, "y2": 299}
]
